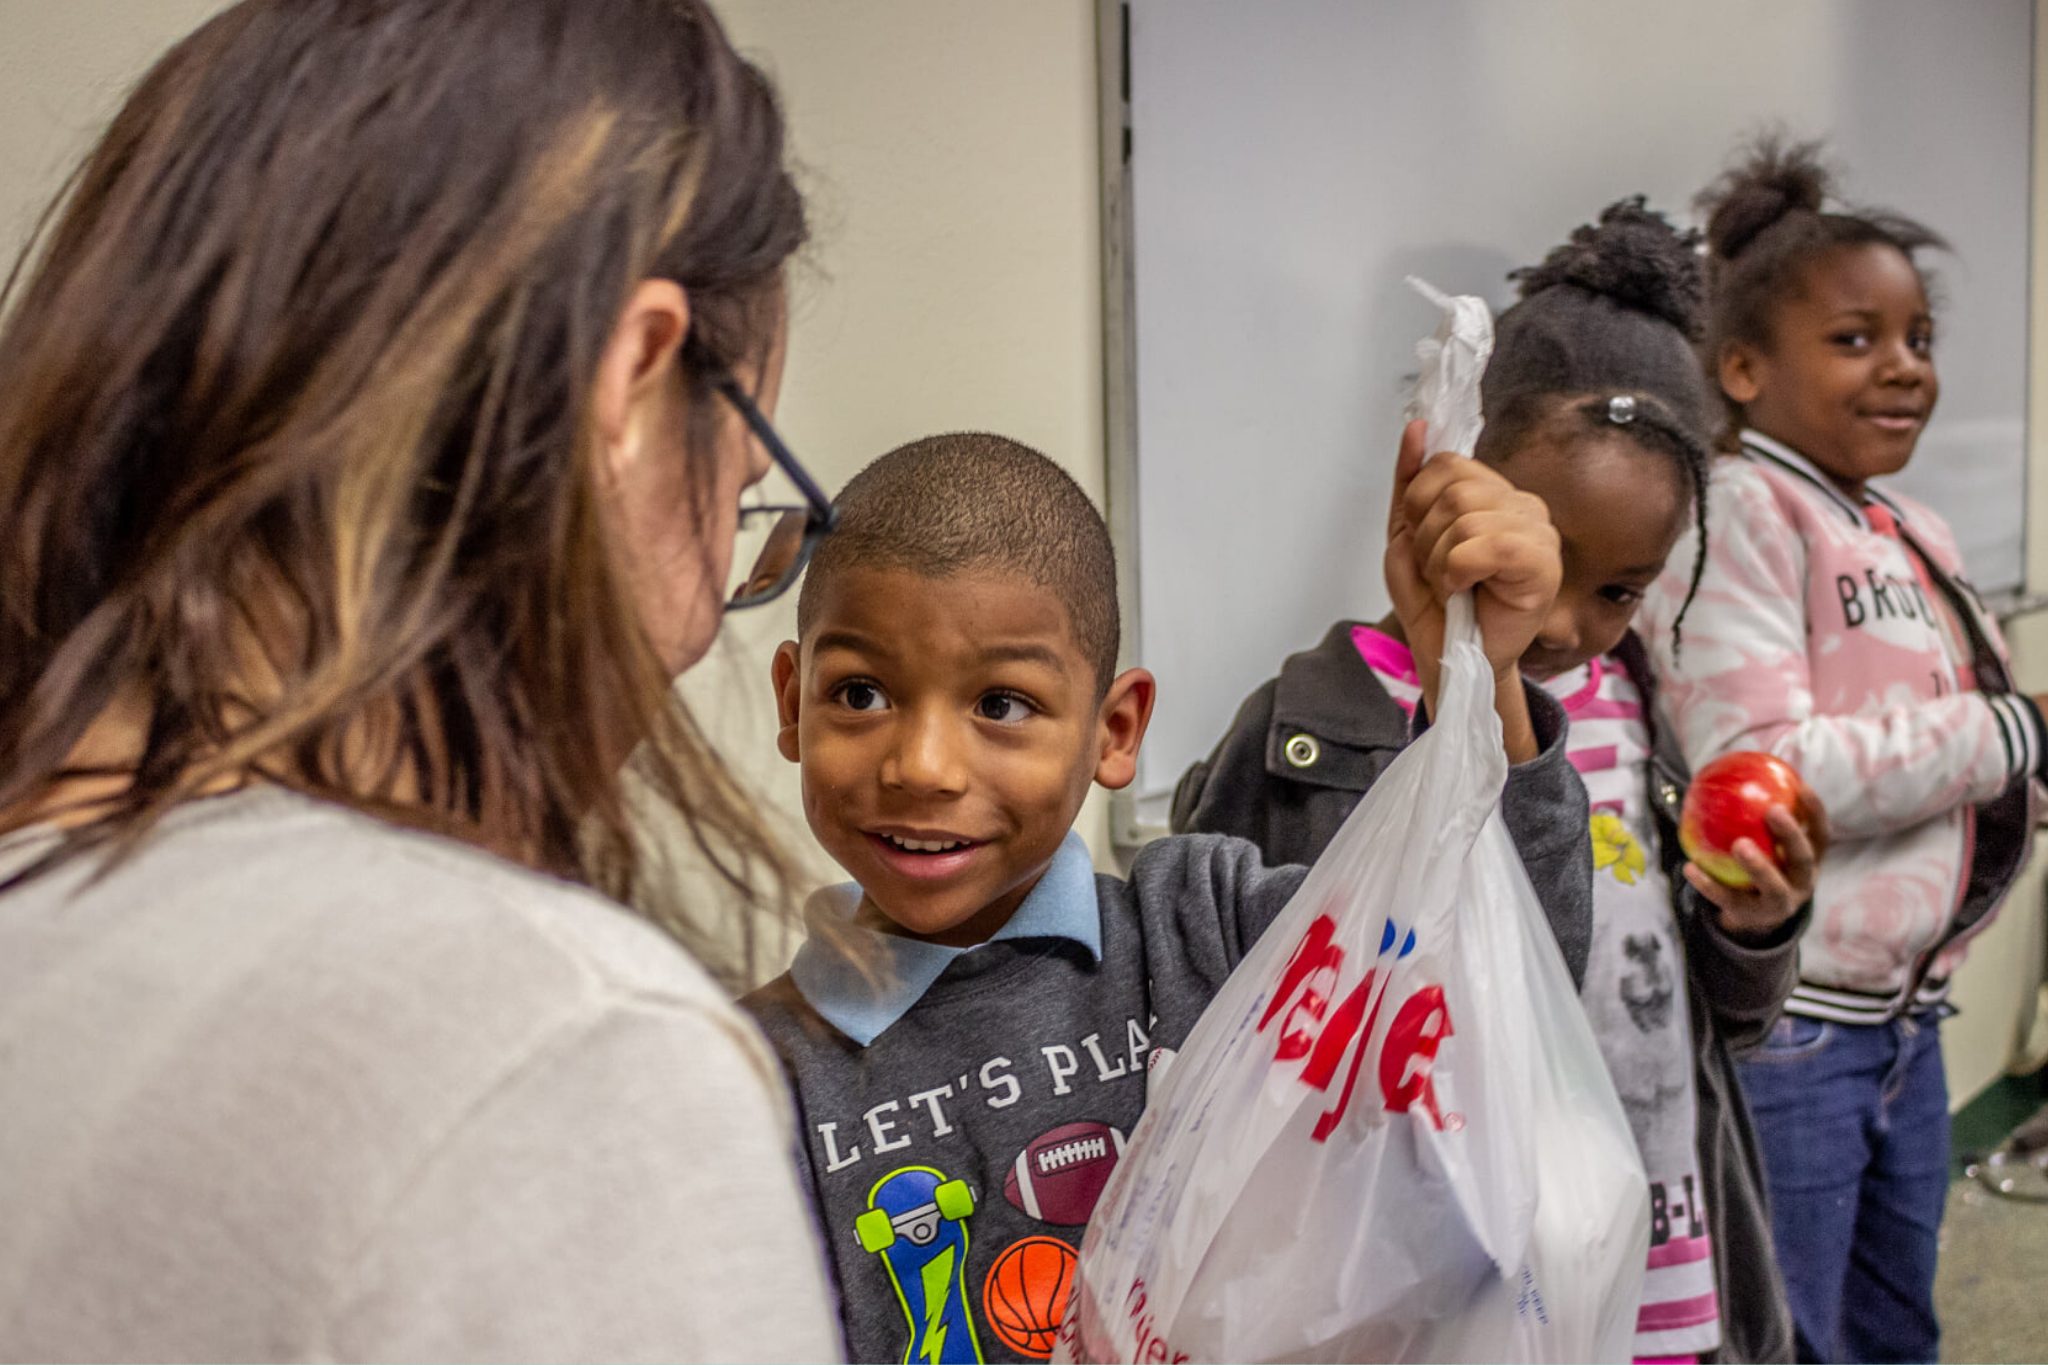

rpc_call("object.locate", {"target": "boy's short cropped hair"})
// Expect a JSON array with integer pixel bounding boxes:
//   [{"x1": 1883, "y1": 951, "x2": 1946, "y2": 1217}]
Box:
[{"x1": 796, "y1": 432, "x2": 1122, "y2": 690}]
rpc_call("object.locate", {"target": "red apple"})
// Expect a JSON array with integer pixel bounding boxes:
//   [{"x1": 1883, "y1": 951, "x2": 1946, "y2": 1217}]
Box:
[{"x1": 1679, "y1": 751, "x2": 1826, "y2": 889}]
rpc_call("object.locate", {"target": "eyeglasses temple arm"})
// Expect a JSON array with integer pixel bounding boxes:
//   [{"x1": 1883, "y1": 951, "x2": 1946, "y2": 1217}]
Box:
[{"x1": 714, "y1": 375, "x2": 839, "y2": 531}]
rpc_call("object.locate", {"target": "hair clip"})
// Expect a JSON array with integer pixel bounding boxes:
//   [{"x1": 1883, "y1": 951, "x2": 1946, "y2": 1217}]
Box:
[{"x1": 1606, "y1": 394, "x2": 1638, "y2": 425}]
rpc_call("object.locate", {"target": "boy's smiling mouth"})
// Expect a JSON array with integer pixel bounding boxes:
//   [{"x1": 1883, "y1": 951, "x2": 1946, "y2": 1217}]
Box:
[
  {"x1": 869, "y1": 823, "x2": 982, "y2": 850},
  {"x1": 863, "y1": 827, "x2": 990, "y2": 882},
  {"x1": 882, "y1": 834, "x2": 970, "y2": 853}
]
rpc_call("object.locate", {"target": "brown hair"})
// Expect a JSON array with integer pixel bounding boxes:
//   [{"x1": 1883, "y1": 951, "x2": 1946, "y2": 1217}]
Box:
[{"x1": 0, "y1": 0, "x2": 806, "y2": 983}]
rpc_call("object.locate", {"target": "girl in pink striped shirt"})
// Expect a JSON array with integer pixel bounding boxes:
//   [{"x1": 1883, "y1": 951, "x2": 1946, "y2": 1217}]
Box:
[{"x1": 1178, "y1": 199, "x2": 1821, "y2": 1363}]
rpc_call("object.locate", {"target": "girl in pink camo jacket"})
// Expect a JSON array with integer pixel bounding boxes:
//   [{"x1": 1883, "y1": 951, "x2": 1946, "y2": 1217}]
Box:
[{"x1": 1637, "y1": 138, "x2": 2045, "y2": 1364}]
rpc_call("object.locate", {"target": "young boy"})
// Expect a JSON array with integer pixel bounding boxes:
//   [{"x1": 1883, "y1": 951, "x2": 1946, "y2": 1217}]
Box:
[{"x1": 745, "y1": 429, "x2": 1591, "y2": 1365}]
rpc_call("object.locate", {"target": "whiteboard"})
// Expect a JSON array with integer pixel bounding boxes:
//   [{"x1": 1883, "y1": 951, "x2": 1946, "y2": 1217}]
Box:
[{"x1": 1117, "y1": 0, "x2": 2034, "y2": 825}]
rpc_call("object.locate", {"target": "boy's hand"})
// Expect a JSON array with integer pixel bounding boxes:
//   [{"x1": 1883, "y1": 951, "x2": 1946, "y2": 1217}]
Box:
[
  {"x1": 1385, "y1": 420, "x2": 1561, "y2": 748},
  {"x1": 1682, "y1": 805, "x2": 1822, "y2": 941}
]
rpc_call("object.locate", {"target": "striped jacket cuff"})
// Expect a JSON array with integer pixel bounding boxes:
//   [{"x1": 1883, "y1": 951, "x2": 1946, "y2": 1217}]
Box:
[
  {"x1": 1990, "y1": 692, "x2": 2047, "y2": 783},
  {"x1": 1788, "y1": 977, "x2": 1952, "y2": 1025}
]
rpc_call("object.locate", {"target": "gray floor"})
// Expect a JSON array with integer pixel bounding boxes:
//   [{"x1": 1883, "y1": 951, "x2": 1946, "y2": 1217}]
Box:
[{"x1": 1936, "y1": 1174, "x2": 2048, "y2": 1363}]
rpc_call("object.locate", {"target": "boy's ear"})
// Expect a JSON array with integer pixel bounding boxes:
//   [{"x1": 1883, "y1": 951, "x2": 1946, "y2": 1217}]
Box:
[
  {"x1": 1093, "y1": 667, "x2": 1157, "y2": 791},
  {"x1": 1718, "y1": 342, "x2": 1762, "y2": 406},
  {"x1": 771, "y1": 640, "x2": 803, "y2": 763}
]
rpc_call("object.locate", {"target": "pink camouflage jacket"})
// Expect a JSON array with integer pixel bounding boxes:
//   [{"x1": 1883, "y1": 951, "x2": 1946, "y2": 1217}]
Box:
[{"x1": 1638, "y1": 430, "x2": 2044, "y2": 1025}]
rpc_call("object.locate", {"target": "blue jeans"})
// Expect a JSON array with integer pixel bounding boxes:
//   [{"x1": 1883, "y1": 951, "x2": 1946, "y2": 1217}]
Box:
[{"x1": 1736, "y1": 1013, "x2": 1949, "y2": 1364}]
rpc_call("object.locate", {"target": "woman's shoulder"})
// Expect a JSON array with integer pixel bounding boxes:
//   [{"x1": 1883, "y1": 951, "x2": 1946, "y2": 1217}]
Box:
[
  {"x1": 3, "y1": 787, "x2": 751, "y2": 1054},
  {"x1": 192, "y1": 788, "x2": 731, "y2": 1005},
  {"x1": 3, "y1": 786, "x2": 794, "y2": 1214},
  {"x1": 0, "y1": 791, "x2": 827, "y2": 1362}
]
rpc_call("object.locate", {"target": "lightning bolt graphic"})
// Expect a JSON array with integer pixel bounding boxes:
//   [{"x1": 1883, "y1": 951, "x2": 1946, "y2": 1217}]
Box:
[{"x1": 918, "y1": 1247, "x2": 954, "y2": 1364}]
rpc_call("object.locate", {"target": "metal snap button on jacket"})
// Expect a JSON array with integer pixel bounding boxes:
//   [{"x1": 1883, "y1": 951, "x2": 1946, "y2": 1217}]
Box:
[{"x1": 1283, "y1": 733, "x2": 1320, "y2": 769}]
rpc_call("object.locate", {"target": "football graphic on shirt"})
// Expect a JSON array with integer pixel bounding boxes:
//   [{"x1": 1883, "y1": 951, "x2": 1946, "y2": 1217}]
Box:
[{"x1": 1003, "y1": 1121, "x2": 1127, "y2": 1225}]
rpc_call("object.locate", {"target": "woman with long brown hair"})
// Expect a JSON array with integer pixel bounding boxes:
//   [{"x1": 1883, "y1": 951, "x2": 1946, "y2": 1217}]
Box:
[{"x1": 0, "y1": 1, "x2": 841, "y2": 1358}]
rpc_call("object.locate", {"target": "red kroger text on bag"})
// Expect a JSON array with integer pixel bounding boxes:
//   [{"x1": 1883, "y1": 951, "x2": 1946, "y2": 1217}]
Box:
[{"x1": 1259, "y1": 910, "x2": 1456, "y2": 1140}]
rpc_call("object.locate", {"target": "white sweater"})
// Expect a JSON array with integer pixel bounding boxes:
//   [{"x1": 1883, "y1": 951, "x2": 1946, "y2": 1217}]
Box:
[{"x1": 0, "y1": 789, "x2": 840, "y2": 1363}]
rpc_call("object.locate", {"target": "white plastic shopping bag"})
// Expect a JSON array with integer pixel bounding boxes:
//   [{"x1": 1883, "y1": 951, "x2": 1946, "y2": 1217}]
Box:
[{"x1": 1056, "y1": 281, "x2": 1648, "y2": 1363}]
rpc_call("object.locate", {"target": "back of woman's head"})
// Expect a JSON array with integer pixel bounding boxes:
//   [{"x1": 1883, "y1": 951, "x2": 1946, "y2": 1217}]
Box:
[
  {"x1": 1698, "y1": 133, "x2": 1945, "y2": 419},
  {"x1": 0, "y1": 0, "x2": 805, "y2": 972}
]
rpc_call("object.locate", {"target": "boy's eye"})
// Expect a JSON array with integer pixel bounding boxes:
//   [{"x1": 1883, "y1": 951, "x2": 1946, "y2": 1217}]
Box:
[
  {"x1": 976, "y1": 692, "x2": 1035, "y2": 724},
  {"x1": 833, "y1": 681, "x2": 888, "y2": 712},
  {"x1": 1598, "y1": 585, "x2": 1644, "y2": 608},
  {"x1": 1910, "y1": 329, "x2": 1935, "y2": 355},
  {"x1": 1830, "y1": 331, "x2": 1871, "y2": 351}
]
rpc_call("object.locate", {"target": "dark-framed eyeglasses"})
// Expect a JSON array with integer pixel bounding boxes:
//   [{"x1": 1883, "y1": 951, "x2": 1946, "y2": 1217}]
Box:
[{"x1": 715, "y1": 373, "x2": 837, "y2": 609}]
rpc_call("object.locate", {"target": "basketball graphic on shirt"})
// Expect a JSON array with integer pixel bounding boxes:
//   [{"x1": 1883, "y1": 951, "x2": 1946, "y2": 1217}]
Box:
[
  {"x1": 1002, "y1": 1121, "x2": 1126, "y2": 1225},
  {"x1": 982, "y1": 1236, "x2": 1077, "y2": 1359}
]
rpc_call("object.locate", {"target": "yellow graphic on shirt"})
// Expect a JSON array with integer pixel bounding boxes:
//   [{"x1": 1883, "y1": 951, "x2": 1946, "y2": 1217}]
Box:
[{"x1": 1590, "y1": 811, "x2": 1646, "y2": 886}]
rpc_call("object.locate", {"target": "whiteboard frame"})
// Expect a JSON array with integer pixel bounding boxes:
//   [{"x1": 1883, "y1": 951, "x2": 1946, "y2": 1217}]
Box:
[{"x1": 1098, "y1": 0, "x2": 1153, "y2": 855}]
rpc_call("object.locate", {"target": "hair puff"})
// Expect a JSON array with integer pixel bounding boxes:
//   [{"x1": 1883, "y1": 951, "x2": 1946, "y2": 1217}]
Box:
[
  {"x1": 1511, "y1": 195, "x2": 1706, "y2": 340},
  {"x1": 1697, "y1": 132, "x2": 1832, "y2": 262}
]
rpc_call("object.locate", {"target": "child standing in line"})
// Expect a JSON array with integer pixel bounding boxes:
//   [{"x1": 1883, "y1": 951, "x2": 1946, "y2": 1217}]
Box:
[
  {"x1": 1637, "y1": 138, "x2": 2047, "y2": 1364},
  {"x1": 744, "y1": 428, "x2": 1591, "y2": 1365},
  {"x1": 1178, "y1": 200, "x2": 1818, "y2": 1364}
]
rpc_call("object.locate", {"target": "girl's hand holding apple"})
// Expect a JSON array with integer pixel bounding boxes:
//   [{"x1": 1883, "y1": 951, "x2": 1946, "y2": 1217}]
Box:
[{"x1": 1678, "y1": 751, "x2": 1829, "y2": 941}]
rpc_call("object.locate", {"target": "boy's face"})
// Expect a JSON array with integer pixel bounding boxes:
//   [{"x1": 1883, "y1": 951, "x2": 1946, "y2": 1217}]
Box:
[{"x1": 775, "y1": 565, "x2": 1153, "y2": 946}]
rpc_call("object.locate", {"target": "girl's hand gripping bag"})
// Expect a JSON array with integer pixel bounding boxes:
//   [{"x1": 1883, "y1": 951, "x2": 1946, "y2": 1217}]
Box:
[{"x1": 1055, "y1": 281, "x2": 1649, "y2": 1363}]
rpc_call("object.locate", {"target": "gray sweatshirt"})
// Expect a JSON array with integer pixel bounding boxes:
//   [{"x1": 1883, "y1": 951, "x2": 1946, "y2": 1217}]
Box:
[
  {"x1": 745, "y1": 688, "x2": 1589, "y2": 1365},
  {"x1": 0, "y1": 788, "x2": 840, "y2": 1364}
]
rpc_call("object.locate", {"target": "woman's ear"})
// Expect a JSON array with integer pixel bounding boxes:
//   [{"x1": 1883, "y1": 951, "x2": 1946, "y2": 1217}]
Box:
[
  {"x1": 1718, "y1": 342, "x2": 1763, "y2": 406},
  {"x1": 1093, "y1": 667, "x2": 1157, "y2": 791},
  {"x1": 772, "y1": 640, "x2": 803, "y2": 762},
  {"x1": 595, "y1": 278, "x2": 691, "y2": 463}
]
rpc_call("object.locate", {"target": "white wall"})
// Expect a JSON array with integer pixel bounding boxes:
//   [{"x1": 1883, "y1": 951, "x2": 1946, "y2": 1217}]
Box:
[{"x1": 0, "y1": 1, "x2": 227, "y2": 253}]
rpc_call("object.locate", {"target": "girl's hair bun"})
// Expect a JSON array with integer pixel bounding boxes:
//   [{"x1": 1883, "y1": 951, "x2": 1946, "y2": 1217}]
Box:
[
  {"x1": 1510, "y1": 196, "x2": 1706, "y2": 341},
  {"x1": 1697, "y1": 133, "x2": 1831, "y2": 262}
]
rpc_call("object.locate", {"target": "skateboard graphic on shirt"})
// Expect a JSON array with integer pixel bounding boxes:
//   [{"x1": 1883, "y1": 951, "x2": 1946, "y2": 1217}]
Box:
[{"x1": 855, "y1": 1165, "x2": 985, "y2": 1364}]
